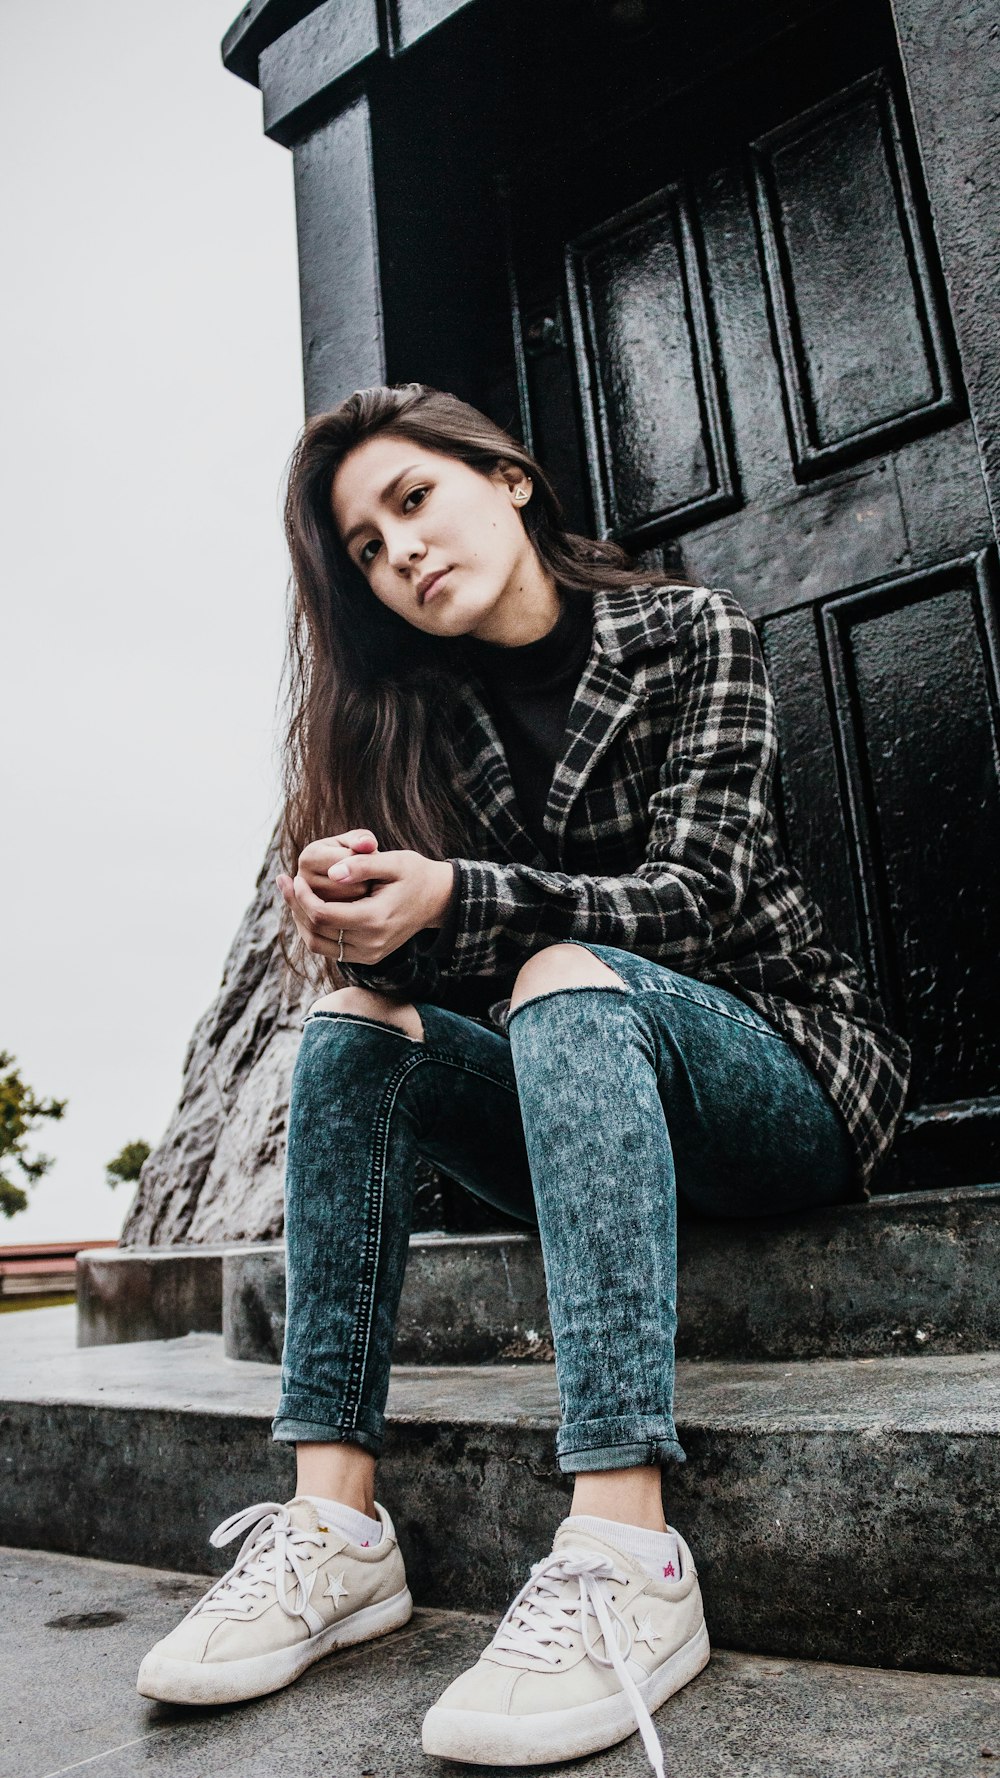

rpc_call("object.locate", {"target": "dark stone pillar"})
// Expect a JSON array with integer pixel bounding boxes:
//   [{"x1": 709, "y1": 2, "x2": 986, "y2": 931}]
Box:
[
  {"x1": 293, "y1": 93, "x2": 385, "y2": 414},
  {"x1": 890, "y1": 0, "x2": 1000, "y2": 538}
]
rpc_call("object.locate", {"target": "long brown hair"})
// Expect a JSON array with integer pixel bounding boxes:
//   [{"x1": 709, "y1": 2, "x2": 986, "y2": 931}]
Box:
[{"x1": 279, "y1": 380, "x2": 689, "y2": 983}]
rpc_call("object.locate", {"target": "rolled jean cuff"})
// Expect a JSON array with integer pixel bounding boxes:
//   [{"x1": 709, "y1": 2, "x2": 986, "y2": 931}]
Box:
[
  {"x1": 556, "y1": 1414, "x2": 687, "y2": 1474},
  {"x1": 271, "y1": 1400, "x2": 384, "y2": 1457}
]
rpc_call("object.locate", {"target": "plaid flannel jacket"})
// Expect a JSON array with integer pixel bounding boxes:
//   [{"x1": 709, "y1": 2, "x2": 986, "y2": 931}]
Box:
[{"x1": 339, "y1": 581, "x2": 912, "y2": 1197}]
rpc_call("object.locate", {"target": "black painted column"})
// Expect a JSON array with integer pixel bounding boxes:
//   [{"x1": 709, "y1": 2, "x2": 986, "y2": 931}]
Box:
[
  {"x1": 890, "y1": 0, "x2": 1000, "y2": 539},
  {"x1": 293, "y1": 93, "x2": 385, "y2": 415}
]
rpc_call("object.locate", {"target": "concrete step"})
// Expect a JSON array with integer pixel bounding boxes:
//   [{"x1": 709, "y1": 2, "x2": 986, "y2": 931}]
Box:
[
  {"x1": 5, "y1": 1307, "x2": 999, "y2": 1677},
  {"x1": 6, "y1": 1543, "x2": 1000, "y2": 1778},
  {"x1": 77, "y1": 1183, "x2": 1000, "y2": 1364},
  {"x1": 75, "y1": 1234, "x2": 552, "y2": 1363},
  {"x1": 76, "y1": 1243, "x2": 231, "y2": 1346},
  {"x1": 223, "y1": 1233, "x2": 554, "y2": 1365}
]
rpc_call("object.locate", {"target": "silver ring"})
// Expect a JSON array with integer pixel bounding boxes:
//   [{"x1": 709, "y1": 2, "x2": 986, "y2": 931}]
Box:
[{"x1": 337, "y1": 928, "x2": 345, "y2": 964}]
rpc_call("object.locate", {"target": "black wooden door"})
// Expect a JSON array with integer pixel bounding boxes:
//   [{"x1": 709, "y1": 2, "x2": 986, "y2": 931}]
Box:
[{"x1": 507, "y1": 4, "x2": 999, "y2": 1192}]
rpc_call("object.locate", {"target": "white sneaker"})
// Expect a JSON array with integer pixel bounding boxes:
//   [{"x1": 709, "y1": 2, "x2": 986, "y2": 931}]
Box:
[
  {"x1": 137, "y1": 1497, "x2": 412, "y2": 1705},
  {"x1": 421, "y1": 1519, "x2": 709, "y2": 1773}
]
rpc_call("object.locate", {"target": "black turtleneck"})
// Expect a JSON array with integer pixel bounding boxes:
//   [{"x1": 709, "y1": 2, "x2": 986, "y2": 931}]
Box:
[{"x1": 420, "y1": 588, "x2": 594, "y2": 974}]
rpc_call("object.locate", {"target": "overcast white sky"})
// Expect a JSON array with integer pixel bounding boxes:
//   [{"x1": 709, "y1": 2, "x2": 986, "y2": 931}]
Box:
[{"x1": 1, "y1": 2, "x2": 304, "y2": 1243}]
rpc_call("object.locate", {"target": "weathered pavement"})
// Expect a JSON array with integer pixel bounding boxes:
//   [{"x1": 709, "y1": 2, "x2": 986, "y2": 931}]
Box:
[{"x1": 4, "y1": 1544, "x2": 999, "y2": 1778}]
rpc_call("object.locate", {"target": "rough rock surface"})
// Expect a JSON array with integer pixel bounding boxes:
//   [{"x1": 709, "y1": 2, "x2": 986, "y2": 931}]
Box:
[
  {"x1": 119, "y1": 842, "x2": 512, "y2": 1246},
  {"x1": 120, "y1": 838, "x2": 317, "y2": 1246}
]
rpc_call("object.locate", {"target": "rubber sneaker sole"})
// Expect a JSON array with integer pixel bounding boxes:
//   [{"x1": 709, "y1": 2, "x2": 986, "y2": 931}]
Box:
[
  {"x1": 136, "y1": 1584, "x2": 414, "y2": 1706},
  {"x1": 421, "y1": 1618, "x2": 710, "y2": 1765}
]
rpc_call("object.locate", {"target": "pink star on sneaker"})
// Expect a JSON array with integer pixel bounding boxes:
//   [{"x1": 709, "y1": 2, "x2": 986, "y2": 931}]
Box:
[{"x1": 663, "y1": 1561, "x2": 676, "y2": 1578}]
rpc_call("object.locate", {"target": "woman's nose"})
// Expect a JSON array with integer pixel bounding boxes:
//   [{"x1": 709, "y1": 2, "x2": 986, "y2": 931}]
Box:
[{"x1": 384, "y1": 524, "x2": 425, "y2": 573}]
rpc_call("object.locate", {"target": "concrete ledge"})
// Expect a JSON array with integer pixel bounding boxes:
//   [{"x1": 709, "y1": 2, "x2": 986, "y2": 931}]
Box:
[
  {"x1": 79, "y1": 1184, "x2": 1000, "y2": 1363},
  {"x1": 76, "y1": 1245, "x2": 236, "y2": 1347},
  {"x1": 227, "y1": 1182, "x2": 1000, "y2": 1364},
  {"x1": 223, "y1": 1232, "x2": 554, "y2": 1365},
  {"x1": 5, "y1": 1307, "x2": 1000, "y2": 1676},
  {"x1": 676, "y1": 1181, "x2": 1000, "y2": 1359}
]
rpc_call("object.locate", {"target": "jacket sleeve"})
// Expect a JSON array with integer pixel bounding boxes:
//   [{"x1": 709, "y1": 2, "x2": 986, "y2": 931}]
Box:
[{"x1": 444, "y1": 590, "x2": 779, "y2": 980}]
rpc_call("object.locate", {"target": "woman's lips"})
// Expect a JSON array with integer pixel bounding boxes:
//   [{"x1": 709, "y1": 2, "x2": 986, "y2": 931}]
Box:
[{"x1": 419, "y1": 569, "x2": 451, "y2": 605}]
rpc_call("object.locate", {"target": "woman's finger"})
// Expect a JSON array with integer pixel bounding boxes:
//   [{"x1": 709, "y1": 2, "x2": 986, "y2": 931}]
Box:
[
  {"x1": 299, "y1": 872, "x2": 371, "y2": 904},
  {"x1": 296, "y1": 868, "x2": 409, "y2": 948},
  {"x1": 333, "y1": 829, "x2": 378, "y2": 850},
  {"x1": 280, "y1": 884, "x2": 318, "y2": 947},
  {"x1": 299, "y1": 831, "x2": 378, "y2": 875},
  {"x1": 297, "y1": 846, "x2": 350, "y2": 880},
  {"x1": 277, "y1": 872, "x2": 372, "y2": 964},
  {"x1": 294, "y1": 843, "x2": 372, "y2": 902},
  {"x1": 292, "y1": 870, "x2": 379, "y2": 930},
  {"x1": 324, "y1": 851, "x2": 408, "y2": 887},
  {"x1": 301, "y1": 929, "x2": 350, "y2": 959}
]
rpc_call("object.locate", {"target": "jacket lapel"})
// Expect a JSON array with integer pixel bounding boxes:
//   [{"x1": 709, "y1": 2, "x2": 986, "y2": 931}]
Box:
[
  {"x1": 450, "y1": 680, "x2": 552, "y2": 867},
  {"x1": 451, "y1": 582, "x2": 680, "y2": 868},
  {"x1": 541, "y1": 654, "x2": 648, "y2": 863}
]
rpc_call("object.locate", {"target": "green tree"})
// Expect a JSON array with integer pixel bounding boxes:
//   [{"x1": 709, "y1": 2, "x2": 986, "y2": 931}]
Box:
[
  {"x1": 106, "y1": 1139, "x2": 151, "y2": 1190},
  {"x1": 0, "y1": 1050, "x2": 67, "y2": 1219}
]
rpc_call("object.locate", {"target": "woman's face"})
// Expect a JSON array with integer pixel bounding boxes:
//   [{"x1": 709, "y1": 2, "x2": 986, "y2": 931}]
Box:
[{"x1": 329, "y1": 434, "x2": 539, "y2": 639}]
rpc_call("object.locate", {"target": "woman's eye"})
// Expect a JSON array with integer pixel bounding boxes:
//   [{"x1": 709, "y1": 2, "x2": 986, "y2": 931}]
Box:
[{"x1": 357, "y1": 488, "x2": 428, "y2": 566}]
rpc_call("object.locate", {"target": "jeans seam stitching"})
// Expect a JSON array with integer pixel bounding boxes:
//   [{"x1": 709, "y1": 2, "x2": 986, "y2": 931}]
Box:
[
  {"x1": 647, "y1": 984, "x2": 782, "y2": 1036},
  {"x1": 635, "y1": 979, "x2": 783, "y2": 1038},
  {"x1": 340, "y1": 1051, "x2": 517, "y2": 1420},
  {"x1": 558, "y1": 1418, "x2": 679, "y2": 1427},
  {"x1": 559, "y1": 1435, "x2": 684, "y2": 1453},
  {"x1": 304, "y1": 1010, "x2": 423, "y2": 1042},
  {"x1": 549, "y1": 942, "x2": 783, "y2": 1035},
  {"x1": 272, "y1": 1413, "x2": 383, "y2": 1438},
  {"x1": 341, "y1": 1047, "x2": 426, "y2": 1423},
  {"x1": 504, "y1": 976, "x2": 780, "y2": 1040},
  {"x1": 304, "y1": 1011, "x2": 519, "y2": 1095}
]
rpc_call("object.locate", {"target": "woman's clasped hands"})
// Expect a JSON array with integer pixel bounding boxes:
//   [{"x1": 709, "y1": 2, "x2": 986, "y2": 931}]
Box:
[{"x1": 276, "y1": 829, "x2": 454, "y2": 964}]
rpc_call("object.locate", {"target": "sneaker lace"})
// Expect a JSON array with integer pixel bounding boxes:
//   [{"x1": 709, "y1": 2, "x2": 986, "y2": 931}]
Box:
[
  {"x1": 189, "y1": 1501, "x2": 326, "y2": 1622},
  {"x1": 491, "y1": 1547, "x2": 668, "y2": 1778}
]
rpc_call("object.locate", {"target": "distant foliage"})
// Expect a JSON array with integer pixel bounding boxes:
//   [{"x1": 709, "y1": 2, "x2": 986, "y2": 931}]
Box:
[
  {"x1": 0, "y1": 1050, "x2": 67, "y2": 1219},
  {"x1": 106, "y1": 1139, "x2": 151, "y2": 1190}
]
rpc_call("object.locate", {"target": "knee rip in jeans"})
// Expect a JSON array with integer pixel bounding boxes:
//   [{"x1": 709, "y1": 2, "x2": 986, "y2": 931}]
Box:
[
  {"x1": 306, "y1": 987, "x2": 424, "y2": 1043},
  {"x1": 508, "y1": 943, "x2": 629, "y2": 1017}
]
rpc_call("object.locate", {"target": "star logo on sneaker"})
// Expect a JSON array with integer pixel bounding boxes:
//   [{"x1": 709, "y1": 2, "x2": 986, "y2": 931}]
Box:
[
  {"x1": 634, "y1": 1612, "x2": 660, "y2": 1650},
  {"x1": 324, "y1": 1570, "x2": 349, "y2": 1608},
  {"x1": 663, "y1": 1561, "x2": 676, "y2": 1578}
]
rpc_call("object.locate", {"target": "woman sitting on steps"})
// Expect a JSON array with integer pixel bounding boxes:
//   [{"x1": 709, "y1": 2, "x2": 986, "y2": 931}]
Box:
[{"x1": 137, "y1": 381, "x2": 911, "y2": 1774}]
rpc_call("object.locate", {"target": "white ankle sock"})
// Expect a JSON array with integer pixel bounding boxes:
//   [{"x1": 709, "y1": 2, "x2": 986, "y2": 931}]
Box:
[
  {"x1": 564, "y1": 1514, "x2": 683, "y2": 1582},
  {"x1": 301, "y1": 1495, "x2": 383, "y2": 1548}
]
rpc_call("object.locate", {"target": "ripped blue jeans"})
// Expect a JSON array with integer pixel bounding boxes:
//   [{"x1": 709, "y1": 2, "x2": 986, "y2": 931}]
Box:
[{"x1": 273, "y1": 941, "x2": 854, "y2": 1472}]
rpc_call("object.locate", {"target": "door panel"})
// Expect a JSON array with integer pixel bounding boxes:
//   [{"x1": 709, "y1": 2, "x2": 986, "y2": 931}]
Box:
[
  {"x1": 823, "y1": 553, "x2": 1000, "y2": 1105},
  {"x1": 751, "y1": 71, "x2": 959, "y2": 474},
  {"x1": 760, "y1": 608, "x2": 865, "y2": 971},
  {"x1": 509, "y1": 7, "x2": 999, "y2": 1188},
  {"x1": 567, "y1": 185, "x2": 739, "y2": 540}
]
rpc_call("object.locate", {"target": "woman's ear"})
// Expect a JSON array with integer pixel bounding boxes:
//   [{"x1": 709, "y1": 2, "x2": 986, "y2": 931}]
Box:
[{"x1": 494, "y1": 460, "x2": 533, "y2": 505}]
